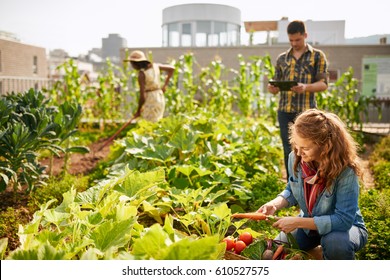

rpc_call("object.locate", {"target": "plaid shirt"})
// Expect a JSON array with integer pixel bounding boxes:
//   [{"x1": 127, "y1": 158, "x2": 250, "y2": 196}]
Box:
[{"x1": 274, "y1": 44, "x2": 328, "y2": 113}]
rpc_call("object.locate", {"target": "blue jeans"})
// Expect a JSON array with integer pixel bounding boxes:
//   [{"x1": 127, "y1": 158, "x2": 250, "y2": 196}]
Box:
[
  {"x1": 276, "y1": 226, "x2": 368, "y2": 260},
  {"x1": 277, "y1": 111, "x2": 298, "y2": 180}
]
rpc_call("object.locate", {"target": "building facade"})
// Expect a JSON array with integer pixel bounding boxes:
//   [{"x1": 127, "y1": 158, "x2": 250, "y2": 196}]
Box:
[
  {"x1": 102, "y1": 33, "x2": 127, "y2": 63},
  {"x1": 0, "y1": 38, "x2": 48, "y2": 95}
]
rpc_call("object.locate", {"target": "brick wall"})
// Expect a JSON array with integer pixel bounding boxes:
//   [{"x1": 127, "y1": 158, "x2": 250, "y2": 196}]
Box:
[{"x1": 0, "y1": 39, "x2": 48, "y2": 94}]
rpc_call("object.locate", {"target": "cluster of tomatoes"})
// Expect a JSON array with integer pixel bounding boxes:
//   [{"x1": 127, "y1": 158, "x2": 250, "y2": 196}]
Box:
[{"x1": 222, "y1": 232, "x2": 253, "y2": 254}]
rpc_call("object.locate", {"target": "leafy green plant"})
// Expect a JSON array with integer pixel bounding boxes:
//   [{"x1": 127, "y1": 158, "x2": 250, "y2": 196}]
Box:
[
  {"x1": 50, "y1": 101, "x2": 89, "y2": 175},
  {"x1": 0, "y1": 89, "x2": 89, "y2": 192},
  {"x1": 2, "y1": 167, "x2": 227, "y2": 260},
  {"x1": 131, "y1": 219, "x2": 224, "y2": 260},
  {"x1": 0, "y1": 90, "x2": 62, "y2": 191}
]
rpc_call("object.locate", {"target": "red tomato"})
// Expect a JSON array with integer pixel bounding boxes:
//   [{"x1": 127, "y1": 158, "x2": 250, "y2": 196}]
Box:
[
  {"x1": 222, "y1": 237, "x2": 236, "y2": 251},
  {"x1": 239, "y1": 232, "x2": 253, "y2": 245},
  {"x1": 234, "y1": 240, "x2": 247, "y2": 254}
]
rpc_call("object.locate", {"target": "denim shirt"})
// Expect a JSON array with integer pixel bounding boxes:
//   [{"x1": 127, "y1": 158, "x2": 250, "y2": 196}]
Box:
[{"x1": 278, "y1": 152, "x2": 367, "y2": 235}]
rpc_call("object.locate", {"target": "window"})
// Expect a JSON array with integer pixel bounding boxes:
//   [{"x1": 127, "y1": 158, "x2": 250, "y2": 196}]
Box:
[
  {"x1": 162, "y1": 25, "x2": 168, "y2": 47},
  {"x1": 33, "y1": 56, "x2": 38, "y2": 74},
  {"x1": 196, "y1": 21, "x2": 211, "y2": 47},
  {"x1": 208, "y1": 34, "x2": 218, "y2": 47},
  {"x1": 181, "y1": 23, "x2": 192, "y2": 47},
  {"x1": 227, "y1": 23, "x2": 240, "y2": 46},
  {"x1": 214, "y1": 22, "x2": 227, "y2": 46},
  {"x1": 168, "y1": 23, "x2": 180, "y2": 47}
]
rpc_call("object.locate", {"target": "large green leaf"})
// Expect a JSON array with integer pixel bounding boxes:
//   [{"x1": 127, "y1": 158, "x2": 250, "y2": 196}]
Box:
[
  {"x1": 168, "y1": 127, "x2": 200, "y2": 154},
  {"x1": 163, "y1": 235, "x2": 225, "y2": 260},
  {"x1": 89, "y1": 218, "x2": 135, "y2": 252},
  {"x1": 37, "y1": 243, "x2": 67, "y2": 260},
  {"x1": 114, "y1": 168, "x2": 165, "y2": 198},
  {"x1": 65, "y1": 146, "x2": 90, "y2": 154},
  {"x1": 132, "y1": 223, "x2": 170, "y2": 259},
  {"x1": 8, "y1": 249, "x2": 39, "y2": 260},
  {"x1": 137, "y1": 144, "x2": 175, "y2": 163}
]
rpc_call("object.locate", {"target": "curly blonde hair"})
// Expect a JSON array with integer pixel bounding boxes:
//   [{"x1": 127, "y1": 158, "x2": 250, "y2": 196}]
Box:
[{"x1": 289, "y1": 109, "x2": 363, "y2": 189}]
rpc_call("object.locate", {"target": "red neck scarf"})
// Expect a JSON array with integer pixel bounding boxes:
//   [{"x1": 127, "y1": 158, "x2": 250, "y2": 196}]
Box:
[{"x1": 301, "y1": 161, "x2": 326, "y2": 216}]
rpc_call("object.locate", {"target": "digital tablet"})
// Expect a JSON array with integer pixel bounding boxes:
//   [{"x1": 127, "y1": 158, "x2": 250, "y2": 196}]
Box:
[{"x1": 269, "y1": 80, "x2": 298, "y2": 91}]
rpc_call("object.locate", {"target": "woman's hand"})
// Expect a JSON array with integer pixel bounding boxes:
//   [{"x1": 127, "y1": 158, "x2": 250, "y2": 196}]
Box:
[
  {"x1": 161, "y1": 84, "x2": 167, "y2": 93},
  {"x1": 133, "y1": 110, "x2": 141, "y2": 118},
  {"x1": 272, "y1": 217, "x2": 298, "y2": 233},
  {"x1": 257, "y1": 203, "x2": 277, "y2": 216}
]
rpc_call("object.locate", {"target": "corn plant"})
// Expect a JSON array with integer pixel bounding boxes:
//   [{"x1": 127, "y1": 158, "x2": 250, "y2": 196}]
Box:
[
  {"x1": 198, "y1": 59, "x2": 235, "y2": 115},
  {"x1": 46, "y1": 59, "x2": 90, "y2": 105},
  {"x1": 317, "y1": 67, "x2": 379, "y2": 130},
  {"x1": 93, "y1": 58, "x2": 138, "y2": 128}
]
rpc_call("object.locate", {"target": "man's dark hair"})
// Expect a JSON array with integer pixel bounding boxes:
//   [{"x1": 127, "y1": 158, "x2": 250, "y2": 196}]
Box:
[{"x1": 287, "y1": 20, "x2": 306, "y2": 35}]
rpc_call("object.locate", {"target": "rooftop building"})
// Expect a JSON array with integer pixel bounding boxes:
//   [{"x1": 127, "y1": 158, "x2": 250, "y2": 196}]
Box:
[{"x1": 162, "y1": 3, "x2": 241, "y2": 47}]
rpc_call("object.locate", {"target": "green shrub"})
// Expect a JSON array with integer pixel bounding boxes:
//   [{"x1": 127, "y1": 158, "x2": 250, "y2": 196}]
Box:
[
  {"x1": 369, "y1": 135, "x2": 390, "y2": 165},
  {"x1": 357, "y1": 134, "x2": 390, "y2": 259},
  {"x1": 0, "y1": 207, "x2": 31, "y2": 255},
  {"x1": 249, "y1": 172, "x2": 285, "y2": 211},
  {"x1": 368, "y1": 135, "x2": 390, "y2": 190},
  {"x1": 372, "y1": 161, "x2": 390, "y2": 190},
  {"x1": 28, "y1": 174, "x2": 89, "y2": 211},
  {"x1": 357, "y1": 188, "x2": 390, "y2": 260}
]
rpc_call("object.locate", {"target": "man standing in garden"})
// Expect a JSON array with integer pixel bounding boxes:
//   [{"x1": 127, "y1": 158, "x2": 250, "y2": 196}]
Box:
[{"x1": 267, "y1": 20, "x2": 329, "y2": 180}]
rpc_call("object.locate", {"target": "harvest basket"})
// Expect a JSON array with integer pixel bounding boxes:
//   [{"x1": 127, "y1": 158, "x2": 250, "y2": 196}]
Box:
[{"x1": 223, "y1": 251, "x2": 249, "y2": 260}]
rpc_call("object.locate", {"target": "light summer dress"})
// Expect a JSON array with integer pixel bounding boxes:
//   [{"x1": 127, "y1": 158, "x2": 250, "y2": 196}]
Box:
[{"x1": 140, "y1": 63, "x2": 165, "y2": 122}]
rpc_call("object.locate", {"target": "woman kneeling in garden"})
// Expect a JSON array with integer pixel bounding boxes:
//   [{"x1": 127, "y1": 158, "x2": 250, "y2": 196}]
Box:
[{"x1": 258, "y1": 108, "x2": 368, "y2": 260}]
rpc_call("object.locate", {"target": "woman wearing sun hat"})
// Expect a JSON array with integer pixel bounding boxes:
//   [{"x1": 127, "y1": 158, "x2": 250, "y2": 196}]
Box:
[{"x1": 124, "y1": 50, "x2": 174, "y2": 122}]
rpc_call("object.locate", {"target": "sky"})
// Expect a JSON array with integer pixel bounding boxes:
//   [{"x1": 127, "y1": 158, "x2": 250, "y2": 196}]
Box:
[{"x1": 1, "y1": 0, "x2": 389, "y2": 57}]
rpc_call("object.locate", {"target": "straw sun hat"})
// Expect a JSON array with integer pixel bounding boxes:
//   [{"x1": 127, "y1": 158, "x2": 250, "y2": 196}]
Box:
[{"x1": 124, "y1": 50, "x2": 150, "y2": 63}]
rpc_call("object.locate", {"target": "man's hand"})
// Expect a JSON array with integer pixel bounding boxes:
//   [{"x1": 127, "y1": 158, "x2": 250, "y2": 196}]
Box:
[
  {"x1": 268, "y1": 84, "x2": 280, "y2": 95},
  {"x1": 291, "y1": 83, "x2": 307, "y2": 93}
]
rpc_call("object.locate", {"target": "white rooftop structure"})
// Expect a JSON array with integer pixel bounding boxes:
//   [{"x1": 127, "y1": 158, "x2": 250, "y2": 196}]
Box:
[{"x1": 162, "y1": 3, "x2": 241, "y2": 47}]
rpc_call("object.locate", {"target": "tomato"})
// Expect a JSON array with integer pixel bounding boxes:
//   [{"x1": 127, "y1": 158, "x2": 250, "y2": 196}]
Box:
[
  {"x1": 222, "y1": 237, "x2": 236, "y2": 251},
  {"x1": 234, "y1": 240, "x2": 247, "y2": 254},
  {"x1": 239, "y1": 232, "x2": 253, "y2": 245}
]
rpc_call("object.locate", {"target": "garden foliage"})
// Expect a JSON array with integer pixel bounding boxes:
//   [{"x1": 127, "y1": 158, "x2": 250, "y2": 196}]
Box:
[{"x1": 0, "y1": 52, "x2": 387, "y2": 260}]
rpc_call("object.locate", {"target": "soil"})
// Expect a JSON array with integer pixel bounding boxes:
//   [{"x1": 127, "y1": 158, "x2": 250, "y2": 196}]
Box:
[{"x1": 39, "y1": 138, "x2": 112, "y2": 177}]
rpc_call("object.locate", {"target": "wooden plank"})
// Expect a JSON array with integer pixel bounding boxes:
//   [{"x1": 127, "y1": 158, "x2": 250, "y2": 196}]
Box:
[{"x1": 244, "y1": 21, "x2": 278, "y2": 32}]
